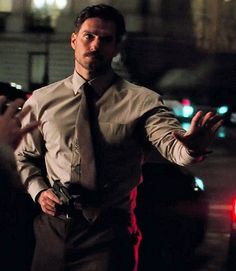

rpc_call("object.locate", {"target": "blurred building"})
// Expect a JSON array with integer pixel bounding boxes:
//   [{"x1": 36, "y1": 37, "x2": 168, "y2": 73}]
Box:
[{"x1": 0, "y1": 0, "x2": 236, "y2": 101}]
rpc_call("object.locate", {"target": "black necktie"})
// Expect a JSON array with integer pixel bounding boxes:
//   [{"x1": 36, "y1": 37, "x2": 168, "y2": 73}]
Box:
[{"x1": 77, "y1": 82, "x2": 97, "y2": 191}]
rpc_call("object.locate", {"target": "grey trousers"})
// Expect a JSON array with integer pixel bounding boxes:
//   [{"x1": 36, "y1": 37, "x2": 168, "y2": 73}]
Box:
[{"x1": 31, "y1": 210, "x2": 140, "y2": 271}]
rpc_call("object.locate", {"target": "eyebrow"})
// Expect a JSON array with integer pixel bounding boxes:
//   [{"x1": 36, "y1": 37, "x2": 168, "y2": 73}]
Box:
[
  {"x1": 83, "y1": 31, "x2": 115, "y2": 43},
  {"x1": 82, "y1": 30, "x2": 113, "y2": 38}
]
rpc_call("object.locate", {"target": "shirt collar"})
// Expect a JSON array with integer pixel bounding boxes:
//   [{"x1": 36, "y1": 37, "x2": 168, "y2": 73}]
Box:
[
  {"x1": 72, "y1": 69, "x2": 116, "y2": 96},
  {"x1": 72, "y1": 70, "x2": 86, "y2": 95}
]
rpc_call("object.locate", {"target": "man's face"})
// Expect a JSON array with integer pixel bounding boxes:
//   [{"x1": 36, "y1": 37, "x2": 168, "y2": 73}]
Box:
[{"x1": 71, "y1": 17, "x2": 120, "y2": 77}]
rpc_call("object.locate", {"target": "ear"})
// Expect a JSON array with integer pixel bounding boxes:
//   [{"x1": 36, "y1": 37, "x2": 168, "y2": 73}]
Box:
[{"x1": 71, "y1": 32, "x2": 77, "y2": 50}]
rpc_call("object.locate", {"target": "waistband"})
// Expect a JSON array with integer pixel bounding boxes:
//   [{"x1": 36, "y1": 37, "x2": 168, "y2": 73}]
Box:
[
  {"x1": 67, "y1": 183, "x2": 104, "y2": 205},
  {"x1": 56, "y1": 206, "x2": 132, "y2": 226}
]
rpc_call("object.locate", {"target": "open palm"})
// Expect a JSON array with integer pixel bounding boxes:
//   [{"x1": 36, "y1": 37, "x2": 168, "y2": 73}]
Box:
[{"x1": 174, "y1": 111, "x2": 223, "y2": 156}]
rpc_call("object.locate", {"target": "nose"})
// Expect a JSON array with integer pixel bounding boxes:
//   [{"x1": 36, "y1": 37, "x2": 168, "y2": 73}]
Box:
[{"x1": 90, "y1": 37, "x2": 100, "y2": 52}]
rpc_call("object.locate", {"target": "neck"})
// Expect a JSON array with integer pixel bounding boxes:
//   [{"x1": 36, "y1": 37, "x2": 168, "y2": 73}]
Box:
[{"x1": 76, "y1": 66, "x2": 112, "y2": 81}]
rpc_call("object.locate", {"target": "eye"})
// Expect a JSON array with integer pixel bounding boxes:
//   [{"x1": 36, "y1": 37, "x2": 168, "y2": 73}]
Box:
[
  {"x1": 100, "y1": 36, "x2": 114, "y2": 43},
  {"x1": 83, "y1": 33, "x2": 94, "y2": 41}
]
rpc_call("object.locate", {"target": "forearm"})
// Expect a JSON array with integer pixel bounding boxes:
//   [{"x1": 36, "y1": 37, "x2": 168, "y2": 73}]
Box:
[
  {"x1": 14, "y1": 96, "x2": 49, "y2": 200},
  {"x1": 16, "y1": 152, "x2": 49, "y2": 201},
  {"x1": 145, "y1": 111, "x2": 199, "y2": 166},
  {"x1": 155, "y1": 132, "x2": 197, "y2": 166}
]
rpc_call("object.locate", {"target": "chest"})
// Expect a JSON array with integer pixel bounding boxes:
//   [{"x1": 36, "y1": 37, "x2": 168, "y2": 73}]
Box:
[{"x1": 40, "y1": 90, "x2": 142, "y2": 147}]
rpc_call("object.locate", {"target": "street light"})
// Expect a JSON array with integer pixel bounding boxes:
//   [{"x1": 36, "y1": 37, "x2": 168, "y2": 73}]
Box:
[
  {"x1": 31, "y1": 0, "x2": 68, "y2": 28},
  {"x1": 32, "y1": 0, "x2": 67, "y2": 10}
]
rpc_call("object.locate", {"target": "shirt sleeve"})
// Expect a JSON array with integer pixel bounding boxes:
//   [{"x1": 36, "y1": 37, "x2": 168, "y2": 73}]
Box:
[
  {"x1": 15, "y1": 96, "x2": 49, "y2": 201},
  {"x1": 142, "y1": 93, "x2": 196, "y2": 166}
]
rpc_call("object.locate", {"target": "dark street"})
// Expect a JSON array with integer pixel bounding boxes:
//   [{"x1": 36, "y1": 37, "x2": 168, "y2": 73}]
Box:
[
  {"x1": 136, "y1": 126, "x2": 236, "y2": 271},
  {"x1": 186, "y1": 126, "x2": 236, "y2": 271}
]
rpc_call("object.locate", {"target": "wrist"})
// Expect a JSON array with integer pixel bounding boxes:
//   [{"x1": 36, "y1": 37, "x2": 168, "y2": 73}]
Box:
[{"x1": 187, "y1": 149, "x2": 212, "y2": 158}]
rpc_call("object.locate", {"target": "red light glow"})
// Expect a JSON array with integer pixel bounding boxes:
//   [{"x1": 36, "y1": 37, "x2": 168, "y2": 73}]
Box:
[
  {"x1": 182, "y1": 98, "x2": 191, "y2": 106},
  {"x1": 232, "y1": 198, "x2": 236, "y2": 221}
]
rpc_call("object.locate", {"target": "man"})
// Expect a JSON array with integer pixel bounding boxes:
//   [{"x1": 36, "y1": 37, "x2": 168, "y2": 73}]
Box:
[
  {"x1": 15, "y1": 4, "x2": 222, "y2": 271},
  {"x1": 0, "y1": 96, "x2": 39, "y2": 271}
]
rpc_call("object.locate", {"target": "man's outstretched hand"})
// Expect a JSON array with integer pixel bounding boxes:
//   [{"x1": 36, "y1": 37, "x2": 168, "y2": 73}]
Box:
[
  {"x1": 0, "y1": 96, "x2": 39, "y2": 150},
  {"x1": 174, "y1": 111, "x2": 223, "y2": 157}
]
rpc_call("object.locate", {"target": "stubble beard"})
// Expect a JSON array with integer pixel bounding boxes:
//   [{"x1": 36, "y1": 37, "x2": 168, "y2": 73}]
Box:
[{"x1": 81, "y1": 59, "x2": 110, "y2": 77}]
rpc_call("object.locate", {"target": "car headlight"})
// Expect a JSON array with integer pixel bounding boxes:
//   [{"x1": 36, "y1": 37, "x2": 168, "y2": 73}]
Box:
[
  {"x1": 217, "y1": 105, "x2": 229, "y2": 115},
  {"x1": 194, "y1": 177, "x2": 205, "y2": 191}
]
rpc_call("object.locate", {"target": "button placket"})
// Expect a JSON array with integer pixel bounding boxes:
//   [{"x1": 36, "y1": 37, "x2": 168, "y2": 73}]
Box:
[{"x1": 71, "y1": 136, "x2": 81, "y2": 183}]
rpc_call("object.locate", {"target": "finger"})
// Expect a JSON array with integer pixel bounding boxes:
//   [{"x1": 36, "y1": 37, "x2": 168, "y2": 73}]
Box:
[
  {"x1": 45, "y1": 210, "x2": 56, "y2": 216},
  {"x1": 201, "y1": 114, "x2": 222, "y2": 131},
  {"x1": 46, "y1": 189, "x2": 62, "y2": 205},
  {"x1": 207, "y1": 115, "x2": 223, "y2": 129},
  {"x1": 45, "y1": 198, "x2": 58, "y2": 212},
  {"x1": 40, "y1": 195, "x2": 57, "y2": 215},
  {"x1": 0, "y1": 96, "x2": 7, "y2": 114},
  {"x1": 41, "y1": 205, "x2": 56, "y2": 216},
  {"x1": 15, "y1": 105, "x2": 32, "y2": 121},
  {"x1": 14, "y1": 115, "x2": 22, "y2": 127},
  {"x1": 0, "y1": 96, "x2": 7, "y2": 106},
  {"x1": 45, "y1": 197, "x2": 57, "y2": 210},
  {"x1": 4, "y1": 98, "x2": 25, "y2": 118},
  {"x1": 190, "y1": 111, "x2": 203, "y2": 128},
  {"x1": 39, "y1": 189, "x2": 60, "y2": 205},
  {"x1": 19, "y1": 121, "x2": 40, "y2": 136},
  {"x1": 211, "y1": 119, "x2": 224, "y2": 134},
  {"x1": 201, "y1": 112, "x2": 214, "y2": 127}
]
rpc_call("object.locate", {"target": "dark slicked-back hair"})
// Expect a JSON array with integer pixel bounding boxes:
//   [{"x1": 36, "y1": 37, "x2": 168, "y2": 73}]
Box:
[{"x1": 74, "y1": 4, "x2": 126, "y2": 42}]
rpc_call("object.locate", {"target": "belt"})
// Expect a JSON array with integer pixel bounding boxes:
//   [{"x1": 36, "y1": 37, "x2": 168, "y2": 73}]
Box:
[
  {"x1": 53, "y1": 182, "x2": 102, "y2": 222},
  {"x1": 67, "y1": 183, "x2": 103, "y2": 205},
  {"x1": 55, "y1": 200, "x2": 101, "y2": 222},
  {"x1": 53, "y1": 181, "x2": 104, "y2": 206},
  {"x1": 56, "y1": 206, "x2": 131, "y2": 227}
]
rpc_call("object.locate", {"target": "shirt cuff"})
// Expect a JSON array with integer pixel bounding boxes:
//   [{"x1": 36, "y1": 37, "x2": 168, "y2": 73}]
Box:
[{"x1": 28, "y1": 178, "x2": 49, "y2": 201}]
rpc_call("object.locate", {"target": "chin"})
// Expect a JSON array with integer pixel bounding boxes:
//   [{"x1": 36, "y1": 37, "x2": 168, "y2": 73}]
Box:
[{"x1": 88, "y1": 63, "x2": 108, "y2": 74}]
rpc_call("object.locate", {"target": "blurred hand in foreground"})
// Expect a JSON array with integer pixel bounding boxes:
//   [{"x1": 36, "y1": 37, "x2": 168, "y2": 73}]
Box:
[{"x1": 0, "y1": 96, "x2": 39, "y2": 150}]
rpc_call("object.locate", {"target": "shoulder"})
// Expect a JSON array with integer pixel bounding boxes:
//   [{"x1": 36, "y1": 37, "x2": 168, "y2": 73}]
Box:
[
  {"x1": 114, "y1": 77, "x2": 164, "y2": 109},
  {"x1": 31, "y1": 75, "x2": 73, "y2": 100},
  {"x1": 116, "y1": 77, "x2": 161, "y2": 97},
  {"x1": 25, "y1": 75, "x2": 73, "y2": 110}
]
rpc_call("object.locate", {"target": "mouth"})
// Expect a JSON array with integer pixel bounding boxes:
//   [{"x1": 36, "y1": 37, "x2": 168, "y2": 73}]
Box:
[{"x1": 85, "y1": 53, "x2": 102, "y2": 60}]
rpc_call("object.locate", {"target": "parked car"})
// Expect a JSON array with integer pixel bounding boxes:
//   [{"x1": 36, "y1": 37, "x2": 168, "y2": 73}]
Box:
[
  {"x1": 0, "y1": 81, "x2": 31, "y2": 113},
  {"x1": 164, "y1": 98, "x2": 233, "y2": 139},
  {"x1": 0, "y1": 82, "x2": 31, "y2": 100},
  {"x1": 164, "y1": 98, "x2": 233, "y2": 125},
  {"x1": 136, "y1": 161, "x2": 208, "y2": 271}
]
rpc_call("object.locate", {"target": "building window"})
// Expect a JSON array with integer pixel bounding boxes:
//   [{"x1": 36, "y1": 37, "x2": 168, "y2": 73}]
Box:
[
  {"x1": 29, "y1": 53, "x2": 48, "y2": 90},
  {"x1": 0, "y1": 1, "x2": 12, "y2": 12},
  {"x1": 28, "y1": 0, "x2": 68, "y2": 32},
  {"x1": 0, "y1": 0, "x2": 12, "y2": 31}
]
